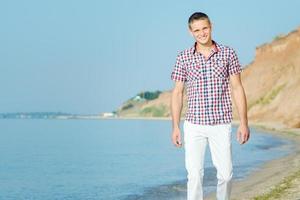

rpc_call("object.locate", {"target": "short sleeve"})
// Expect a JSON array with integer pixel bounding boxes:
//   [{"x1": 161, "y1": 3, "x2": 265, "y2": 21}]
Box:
[
  {"x1": 228, "y1": 49, "x2": 242, "y2": 75},
  {"x1": 171, "y1": 54, "x2": 187, "y2": 82}
]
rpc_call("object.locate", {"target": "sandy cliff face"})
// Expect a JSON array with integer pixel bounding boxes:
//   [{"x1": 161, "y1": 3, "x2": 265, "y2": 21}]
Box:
[
  {"x1": 241, "y1": 27, "x2": 300, "y2": 128},
  {"x1": 117, "y1": 27, "x2": 300, "y2": 128}
]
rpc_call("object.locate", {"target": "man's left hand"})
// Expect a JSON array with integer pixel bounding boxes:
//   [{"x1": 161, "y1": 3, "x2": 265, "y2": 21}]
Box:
[{"x1": 236, "y1": 124, "x2": 250, "y2": 145}]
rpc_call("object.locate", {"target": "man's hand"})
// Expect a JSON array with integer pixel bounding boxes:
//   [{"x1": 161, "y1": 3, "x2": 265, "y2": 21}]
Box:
[
  {"x1": 172, "y1": 127, "x2": 182, "y2": 148},
  {"x1": 236, "y1": 124, "x2": 250, "y2": 144}
]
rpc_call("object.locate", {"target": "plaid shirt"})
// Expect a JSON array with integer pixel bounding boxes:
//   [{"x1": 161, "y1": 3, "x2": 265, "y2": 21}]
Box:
[{"x1": 171, "y1": 40, "x2": 242, "y2": 125}]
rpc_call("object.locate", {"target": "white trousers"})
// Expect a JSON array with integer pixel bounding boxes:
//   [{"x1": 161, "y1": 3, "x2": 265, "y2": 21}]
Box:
[{"x1": 183, "y1": 120, "x2": 233, "y2": 200}]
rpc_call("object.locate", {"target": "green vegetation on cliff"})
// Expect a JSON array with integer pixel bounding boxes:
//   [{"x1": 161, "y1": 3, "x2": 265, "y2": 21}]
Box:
[
  {"x1": 248, "y1": 83, "x2": 286, "y2": 110},
  {"x1": 135, "y1": 90, "x2": 162, "y2": 100},
  {"x1": 139, "y1": 104, "x2": 167, "y2": 117}
]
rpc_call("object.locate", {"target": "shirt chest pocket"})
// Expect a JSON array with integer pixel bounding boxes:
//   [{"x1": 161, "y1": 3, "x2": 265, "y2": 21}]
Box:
[
  {"x1": 186, "y1": 61, "x2": 203, "y2": 81},
  {"x1": 212, "y1": 58, "x2": 229, "y2": 79}
]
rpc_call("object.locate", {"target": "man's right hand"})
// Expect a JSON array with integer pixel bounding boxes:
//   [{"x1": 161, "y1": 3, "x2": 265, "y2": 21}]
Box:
[{"x1": 172, "y1": 128, "x2": 182, "y2": 148}]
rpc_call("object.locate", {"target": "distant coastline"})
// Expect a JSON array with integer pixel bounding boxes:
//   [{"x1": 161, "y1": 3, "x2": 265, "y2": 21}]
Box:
[{"x1": 0, "y1": 112, "x2": 103, "y2": 120}]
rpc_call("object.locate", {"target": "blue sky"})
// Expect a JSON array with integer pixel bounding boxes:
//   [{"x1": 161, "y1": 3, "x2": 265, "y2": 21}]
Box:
[{"x1": 0, "y1": 0, "x2": 299, "y2": 114}]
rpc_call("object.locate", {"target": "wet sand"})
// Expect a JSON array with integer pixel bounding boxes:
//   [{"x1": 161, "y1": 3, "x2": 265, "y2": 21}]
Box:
[{"x1": 206, "y1": 121, "x2": 300, "y2": 200}]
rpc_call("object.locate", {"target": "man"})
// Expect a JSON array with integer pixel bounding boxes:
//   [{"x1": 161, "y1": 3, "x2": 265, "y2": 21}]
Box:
[{"x1": 170, "y1": 12, "x2": 250, "y2": 200}]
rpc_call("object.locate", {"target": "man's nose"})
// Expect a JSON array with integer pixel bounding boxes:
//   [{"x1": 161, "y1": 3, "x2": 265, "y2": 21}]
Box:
[{"x1": 200, "y1": 32, "x2": 206, "y2": 36}]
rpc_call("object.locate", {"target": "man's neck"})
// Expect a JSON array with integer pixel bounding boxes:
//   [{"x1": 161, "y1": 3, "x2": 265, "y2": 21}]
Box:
[{"x1": 196, "y1": 40, "x2": 214, "y2": 52}]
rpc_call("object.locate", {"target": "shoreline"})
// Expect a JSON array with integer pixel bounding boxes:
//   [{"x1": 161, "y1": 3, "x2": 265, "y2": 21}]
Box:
[
  {"x1": 103, "y1": 116, "x2": 300, "y2": 199},
  {"x1": 3, "y1": 116, "x2": 299, "y2": 199}
]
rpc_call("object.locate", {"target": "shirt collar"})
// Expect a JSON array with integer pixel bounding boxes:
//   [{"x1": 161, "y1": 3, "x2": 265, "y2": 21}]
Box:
[{"x1": 192, "y1": 40, "x2": 220, "y2": 55}]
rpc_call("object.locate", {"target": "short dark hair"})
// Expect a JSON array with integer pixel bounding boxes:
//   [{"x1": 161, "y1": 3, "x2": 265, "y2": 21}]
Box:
[{"x1": 188, "y1": 12, "x2": 211, "y2": 28}]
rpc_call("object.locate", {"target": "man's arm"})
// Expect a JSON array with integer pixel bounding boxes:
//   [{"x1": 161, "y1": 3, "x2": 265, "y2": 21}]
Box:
[
  {"x1": 170, "y1": 81, "x2": 185, "y2": 148},
  {"x1": 230, "y1": 73, "x2": 250, "y2": 144}
]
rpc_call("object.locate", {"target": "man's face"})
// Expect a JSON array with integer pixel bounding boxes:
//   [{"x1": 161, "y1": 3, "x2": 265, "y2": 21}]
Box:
[{"x1": 189, "y1": 19, "x2": 212, "y2": 45}]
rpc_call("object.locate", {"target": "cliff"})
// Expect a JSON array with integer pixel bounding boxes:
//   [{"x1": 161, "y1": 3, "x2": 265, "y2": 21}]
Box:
[{"x1": 241, "y1": 27, "x2": 300, "y2": 128}]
